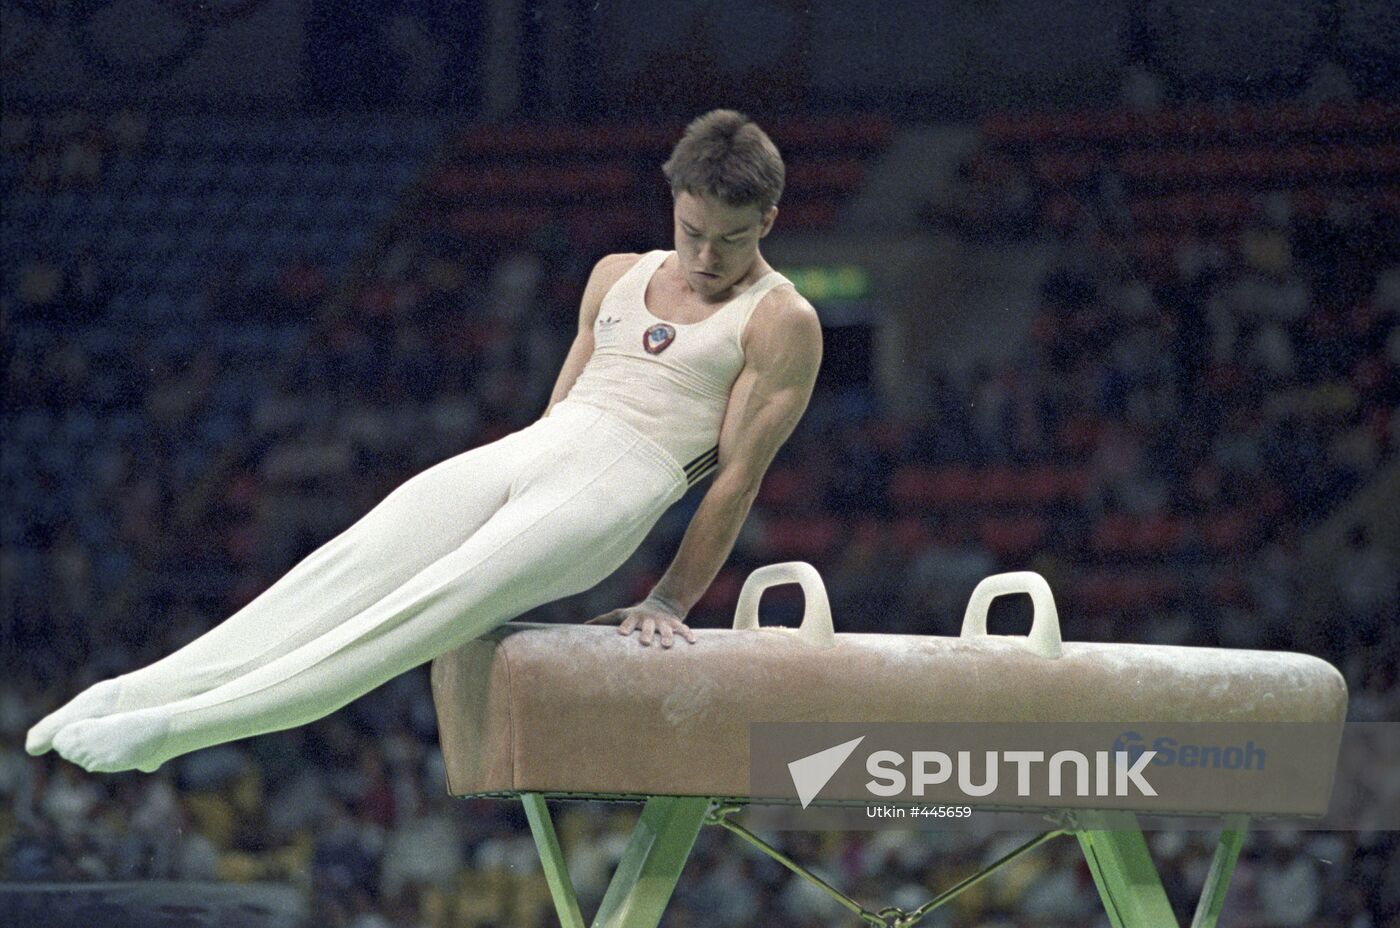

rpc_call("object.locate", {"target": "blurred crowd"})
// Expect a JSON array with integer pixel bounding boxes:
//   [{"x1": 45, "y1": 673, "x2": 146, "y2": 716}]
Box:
[
  {"x1": 3, "y1": 102, "x2": 1399, "y2": 926},
  {"x1": 3, "y1": 109, "x2": 150, "y2": 194}
]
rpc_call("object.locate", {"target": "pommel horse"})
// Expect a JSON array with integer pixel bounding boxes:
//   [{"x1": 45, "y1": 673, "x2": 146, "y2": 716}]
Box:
[{"x1": 430, "y1": 564, "x2": 1347, "y2": 927}]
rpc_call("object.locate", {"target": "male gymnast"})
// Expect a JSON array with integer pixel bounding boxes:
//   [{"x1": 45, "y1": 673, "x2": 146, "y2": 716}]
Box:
[{"x1": 28, "y1": 108, "x2": 823, "y2": 774}]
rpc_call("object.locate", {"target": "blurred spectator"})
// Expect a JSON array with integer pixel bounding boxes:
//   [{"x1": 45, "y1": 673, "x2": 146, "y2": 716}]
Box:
[
  {"x1": 1301, "y1": 59, "x2": 1357, "y2": 108},
  {"x1": 1257, "y1": 835, "x2": 1322, "y2": 926},
  {"x1": 16, "y1": 253, "x2": 63, "y2": 319},
  {"x1": 277, "y1": 255, "x2": 330, "y2": 313},
  {"x1": 1120, "y1": 62, "x2": 1166, "y2": 111},
  {"x1": 905, "y1": 518, "x2": 996, "y2": 627}
]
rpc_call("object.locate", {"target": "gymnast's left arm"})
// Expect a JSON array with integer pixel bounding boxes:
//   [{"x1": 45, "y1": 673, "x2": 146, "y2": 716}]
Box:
[{"x1": 587, "y1": 290, "x2": 823, "y2": 646}]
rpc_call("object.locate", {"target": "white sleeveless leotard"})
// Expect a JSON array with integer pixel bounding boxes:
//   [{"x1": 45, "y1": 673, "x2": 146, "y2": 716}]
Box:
[{"x1": 559, "y1": 250, "x2": 795, "y2": 488}]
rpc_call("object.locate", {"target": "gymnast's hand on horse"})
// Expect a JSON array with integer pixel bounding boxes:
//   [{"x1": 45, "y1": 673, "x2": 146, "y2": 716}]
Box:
[{"x1": 587, "y1": 596, "x2": 697, "y2": 648}]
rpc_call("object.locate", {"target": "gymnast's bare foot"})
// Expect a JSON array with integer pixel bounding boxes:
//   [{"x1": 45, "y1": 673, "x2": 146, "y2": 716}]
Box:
[
  {"x1": 26, "y1": 679, "x2": 124, "y2": 756},
  {"x1": 52, "y1": 707, "x2": 171, "y2": 773}
]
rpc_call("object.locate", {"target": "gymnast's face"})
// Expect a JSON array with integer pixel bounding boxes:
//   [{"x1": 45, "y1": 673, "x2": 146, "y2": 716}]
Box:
[{"x1": 672, "y1": 191, "x2": 777, "y2": 302}]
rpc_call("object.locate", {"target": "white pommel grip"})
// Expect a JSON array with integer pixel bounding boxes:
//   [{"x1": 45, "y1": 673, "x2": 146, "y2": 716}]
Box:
[
  {"x1": 960, "y1": 571, "x2": 1064, "y2": 659},
  {"x1": 733, "y1": 561, "x2": 837, "y2": 648}
]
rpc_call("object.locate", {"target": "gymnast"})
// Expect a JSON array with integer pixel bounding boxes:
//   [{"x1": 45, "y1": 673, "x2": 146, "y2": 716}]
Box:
[{"x1": 27, "y1": 109, "x2": 823, "y2": 774}]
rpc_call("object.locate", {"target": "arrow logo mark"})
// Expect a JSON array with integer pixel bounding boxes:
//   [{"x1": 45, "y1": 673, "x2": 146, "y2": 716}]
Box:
[{"x1": 788, "y1": 736, "x2": 865, "y2": 809}]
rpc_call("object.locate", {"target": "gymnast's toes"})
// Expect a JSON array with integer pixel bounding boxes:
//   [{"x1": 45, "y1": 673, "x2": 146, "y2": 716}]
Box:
[
  {"x1": 26, "y1": 679, "x2": 124, "y2": 757},
  {"x1": 24, "y1": 726, "x2": 51, "y2": 757},
  {"x1": 51, "y1": 709, "x2": 172, "y2": 773},
  {"x1": 52, "y1": 722, "x2": 93, "y2": 769}
]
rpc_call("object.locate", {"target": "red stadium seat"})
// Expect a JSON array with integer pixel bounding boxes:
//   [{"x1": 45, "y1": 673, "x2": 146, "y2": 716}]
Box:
[
  {"x1": 448, "y1": 206, "x2": 549, "y2": 237},
  {"x1": 693, "y1": 567, "x2": 744, "y2": 612},
  {"x1": 1202, "y1": 511, "x2": 1253, "y2": 552},
  {"x1": 432, "y1": 163, "x2": 636, "y2": 199},
  {"x1": 1073, "y1": 568, "x2": 1182, "y2": 613},
  {"x1": 771, "y1": 199, "x2": 840, "y2": 230},
  {"x1": 890, "y1": 466, "x2": 971, "y2": 509},
  {"x1": 1021, "y1": 465, "x2": 1071, "y2": 504},
  {"x1": 1091, "y1": 514, "x2": 1189, "y2": 557},
  {"x1": 755, "y1": 468, "x2": 806, "y2": 508},
  {"x1": 786, "y1": 158, "x2": 866, "y2": 193},
  {"x1": 761, "y1": 515, "x2": 845, "y2": 559},
  {"x1": 890, "y1": 516, "x2": 931, "y2": 554},
  {"x1": 977, "y1": 516, "x2": 1047, "y2": 558}
]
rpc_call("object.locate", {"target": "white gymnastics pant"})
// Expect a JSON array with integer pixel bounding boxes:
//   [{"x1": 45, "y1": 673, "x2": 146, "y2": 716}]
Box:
[{"x1": 109, "y1": 401, "x2": 688, "y2": 769}]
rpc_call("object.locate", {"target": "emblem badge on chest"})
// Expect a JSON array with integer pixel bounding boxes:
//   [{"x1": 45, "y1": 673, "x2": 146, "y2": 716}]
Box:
[{"x1": 643, "y1": 323, "x2": 677, "y2": 355}]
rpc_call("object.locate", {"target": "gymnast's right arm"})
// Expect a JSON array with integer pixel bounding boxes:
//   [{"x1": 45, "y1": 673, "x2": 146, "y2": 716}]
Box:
[{"x1": 543, "y1": 253, "x2": 640, "y2": 417}]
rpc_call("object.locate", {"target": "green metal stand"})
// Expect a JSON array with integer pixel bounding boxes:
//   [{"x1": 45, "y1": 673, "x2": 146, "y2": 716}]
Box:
[
  {"x1": 518, "y1": 796, "x2": 1250, "y2": 928},
  {"x1": 1076, "y1": 812, "x2": 1249, "y2": 928},
  {"x1": 522, "y1": 793, "x2": 587, "y2": 928},
  {"x1": 523, "y1": 793, "x2": 709, "y2": 928},
  {"x1": 1189, "y1": 815, "x2": 1248, "y2": 928},
  {"x1": 1077, "y1": 813, "x2": 1182, "y2": 927}
]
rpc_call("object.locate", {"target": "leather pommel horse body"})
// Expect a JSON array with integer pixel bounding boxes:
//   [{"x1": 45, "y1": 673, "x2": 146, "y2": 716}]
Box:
[{"x1": 430, "y1": 564, "x2": 1347, "y2": 928}]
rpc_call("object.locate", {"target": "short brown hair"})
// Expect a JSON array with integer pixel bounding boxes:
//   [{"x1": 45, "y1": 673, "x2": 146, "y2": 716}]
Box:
[{"x1": 662, "y1": 109, "x2": 784, "y2": 211}]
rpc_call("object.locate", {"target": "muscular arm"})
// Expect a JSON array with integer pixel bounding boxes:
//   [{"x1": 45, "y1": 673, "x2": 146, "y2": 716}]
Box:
[
  {"x1": 543, "y1": 253, "x2": 640, "y2": 417},
  {"x1": 591, "y1": 287, "x2": 822, "y2": 643}
]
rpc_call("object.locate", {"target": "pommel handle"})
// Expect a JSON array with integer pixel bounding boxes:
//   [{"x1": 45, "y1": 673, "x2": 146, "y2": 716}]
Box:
[
  {"x1": 960, "y1": 571, "x2": 1063, "y2": 659},
  {"x1": 733, "y1": 562, "x2": 836, "y2": 648}
]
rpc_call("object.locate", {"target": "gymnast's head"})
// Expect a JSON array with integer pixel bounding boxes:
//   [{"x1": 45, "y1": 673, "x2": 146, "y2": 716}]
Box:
[{"x1": 662, "y1": 109, "x2": 784, "y2": 300}]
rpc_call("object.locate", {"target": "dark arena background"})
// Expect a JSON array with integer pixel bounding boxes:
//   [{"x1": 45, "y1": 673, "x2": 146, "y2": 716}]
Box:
[{"x1": 3, "y1": 1, "x2": 1399, "y2": 926}]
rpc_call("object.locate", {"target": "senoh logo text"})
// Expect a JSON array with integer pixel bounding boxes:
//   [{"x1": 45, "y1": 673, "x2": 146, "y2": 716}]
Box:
[{"x1": 1112, "y1": 733, "x2": 1266, "y2": 771}]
